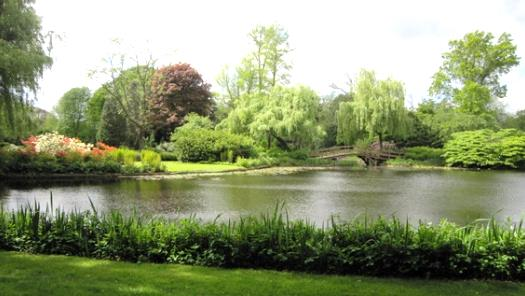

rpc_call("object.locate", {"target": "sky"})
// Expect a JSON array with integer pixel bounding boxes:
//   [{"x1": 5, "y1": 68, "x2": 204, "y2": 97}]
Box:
[{"x1": 33, "y1": 0, "x2": 525, "y2": 112}]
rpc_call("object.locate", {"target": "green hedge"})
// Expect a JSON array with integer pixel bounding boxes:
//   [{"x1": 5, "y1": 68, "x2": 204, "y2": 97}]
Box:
[
  {"x1": 0, "y1": 150, "x2": 122, "y2": 174},
  {"x1": 444, "y1": 129, "x2": 525, "y2": 169},
  {"x1": 2, "y1": 203, "x2": 525, "y2": 280},
  {"x1": 171, "y1": 128, "x2": 255, "y2": 162},
  {"x1": 390, "y1": 146, "x2": 445, "y2": 167}
]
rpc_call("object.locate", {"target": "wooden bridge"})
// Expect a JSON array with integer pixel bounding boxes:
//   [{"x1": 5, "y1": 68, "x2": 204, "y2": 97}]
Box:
[{"x1": 309, "y1": 144, "x2": 404, "y2": 166}]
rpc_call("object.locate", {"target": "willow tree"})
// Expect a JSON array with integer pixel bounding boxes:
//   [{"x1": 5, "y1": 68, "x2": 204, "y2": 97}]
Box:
[
  {"x1": 0, "y1": 0, "x2": 52, "y2": 140},
  {"x1": 219, "y1": 85, "x2": 324, "y2": 150},
  {"x1": 337, "y1": 70, "x2": 409, "y2": 148}
]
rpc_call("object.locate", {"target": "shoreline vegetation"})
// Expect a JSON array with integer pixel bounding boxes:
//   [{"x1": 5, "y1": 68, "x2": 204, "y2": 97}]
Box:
[{"x1": 3, "y1": 202, "x2": 525, "y2": 281}]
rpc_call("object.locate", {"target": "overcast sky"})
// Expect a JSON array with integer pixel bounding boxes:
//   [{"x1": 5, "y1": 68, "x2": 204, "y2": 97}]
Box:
[{"x1": 33, "y1": 0, "x2": 525, "y2": 112}]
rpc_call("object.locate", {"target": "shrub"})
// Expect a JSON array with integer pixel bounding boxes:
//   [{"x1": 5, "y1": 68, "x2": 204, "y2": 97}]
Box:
[
  {"x1": 107, "y1": 148, "x2": 137, "y2": 167},
  {"x1": 3, "y1": 203, "x2": 525, "y2": 280},
  {"x1": 159, "y1": 152, "x2": 178, "y2": 161},
  {"x1": 141, "y1": 150, "x2": 163, "y2": 172},
  {"x1": 22, "y1": 132, "x2": 93, "y2": 156},
  {"x1": 390, "y1": 146, "x2": 445, "y2": 167},
  {"x1": 444, "y1": 129, "x2": 525, "y2": 169},
  {"x1": 171, "y1": 128, "x2": 255, "y2": 162}
]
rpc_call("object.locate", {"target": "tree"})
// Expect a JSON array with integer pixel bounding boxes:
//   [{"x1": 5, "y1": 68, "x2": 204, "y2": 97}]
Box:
[
  {"x1": 98, "y1": 94, "x2": 129, "y2": 147},
  {"x1": 149, "y1": 63, "x2": 213, "y2": 141},
  {"x1": 96, "y1": 51, "x2": 155, "y2": 148},
  {"x1": 319, "y1": 93, "x2": 352, "y2": 147},
  {"x1": 414, "y1": 99, "x2": 495, "y2": 146},
  {"x1": 216, "y1": 24, "x2": 291, "y2": 109},
  {"x1": 430, "y1": 31, "x2": 519, "y2": 115},
  {"x1": 219, "y1": 85, "x2": 324, "y2": 150},
  {"x1": 84, "y1": 87, "x2": 108, "y2": 143},
  {"x1": 337, "y1": 70, "x2": 409, "y2": 148},
  {"x1": 56, "y1": 87, "x2": 91, "y2": 139},
  {"x1": 0, "y1": 0, "x2": 52, "y2": 139}
]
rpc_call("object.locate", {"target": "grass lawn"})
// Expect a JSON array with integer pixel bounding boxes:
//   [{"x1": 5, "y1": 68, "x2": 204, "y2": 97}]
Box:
[
  {"x1": 162, "y1": 161, "x2": 244, "y2": 173},
  {"x1": 1, "y1": 252, "x2": 524, "y2": 296}
]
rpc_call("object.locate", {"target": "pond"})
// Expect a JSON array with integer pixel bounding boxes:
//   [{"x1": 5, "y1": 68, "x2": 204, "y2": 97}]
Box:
[{"x1": 1, "y1": 169, "x2": 525, "y2": 225}]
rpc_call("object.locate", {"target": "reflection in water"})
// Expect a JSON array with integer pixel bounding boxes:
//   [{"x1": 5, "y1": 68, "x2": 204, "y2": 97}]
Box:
[{"x1": 1, "y1": 169, "x2": 525, "y2": 225}]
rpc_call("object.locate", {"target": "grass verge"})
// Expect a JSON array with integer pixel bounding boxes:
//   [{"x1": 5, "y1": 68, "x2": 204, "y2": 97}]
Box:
[
  {"x1": 1, "y1": 251, "x2": 524, "y2": 296},
  {"x1": 162, "y1": 161, "x2": 244, "y2": 172}
]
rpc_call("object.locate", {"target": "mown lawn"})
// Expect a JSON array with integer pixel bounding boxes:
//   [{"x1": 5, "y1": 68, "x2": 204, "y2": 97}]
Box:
[
  {"x1": 162, "y1": 161, "x2": 244, "y2": 172},
  {"x1": 0, "y1": 252, "x2": 524, "y2": 296}
]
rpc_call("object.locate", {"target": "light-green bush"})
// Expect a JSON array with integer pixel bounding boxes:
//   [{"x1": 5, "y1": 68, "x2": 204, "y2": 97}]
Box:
[
  {"x1": 444, "y1": 129, "x2": 525, "y2": 168},
  {"x1": 171, "y1": 128, "x2": 255, "y2": 162},
  {"x1": 140, "y1": 150, "x2": 163, "y2": 172}
]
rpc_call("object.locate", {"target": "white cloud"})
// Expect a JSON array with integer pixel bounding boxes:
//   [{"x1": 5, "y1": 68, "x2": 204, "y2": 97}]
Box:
[{"x1": 33, "y1": 0, "x2": 525, "y2": 112}]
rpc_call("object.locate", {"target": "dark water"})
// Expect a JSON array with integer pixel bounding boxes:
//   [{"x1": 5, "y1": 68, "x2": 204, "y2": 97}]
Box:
[{"x1": 1, "y1": 169, "x2": 525, "y2": 225}]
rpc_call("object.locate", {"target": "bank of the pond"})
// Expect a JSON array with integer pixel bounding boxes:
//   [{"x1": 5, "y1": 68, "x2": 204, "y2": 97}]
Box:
[
  {"x1": 1, "y1": 161, "x2": 359, "y2": 181},
  {"x1": 1, "y1": 252, "x2": 523, "y2": 296},
  {"x1": 4, "y1": 203, "x2": 525, "y2": 281}
]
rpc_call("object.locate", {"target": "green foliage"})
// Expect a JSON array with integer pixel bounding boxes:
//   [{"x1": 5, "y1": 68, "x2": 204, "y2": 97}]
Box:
[
  {"x1": 220, "y1": 85, "x2": 324, "y2": 150},
  {"x1": 4, "y1": 203, "x2": 525, "y2": 280},
  {"x1": 337, "y1": 70, "x2": 409, "y2": 146},
  {"x1": 444, "y1": 129, "x2": 525, "y2": 168},
  {"x1": 55, "y1": 87, "x2": 91, "y2": 140},
  {"x1": 319, "y1": 94, "x2": 352, "y2": 147},
  {"x1": 0, "y1": 0, "x2": 52, "y2": 138},
  {"x1": 430, "y1": 31, "x2": 519, "y2": 115},
  {"x1": 107, "y1": 148, "x2": 138, "y2": 167},
  {"x1": 97, "y1": 94, "x2": 129, "y2": 147},
  {"x1": 99, "y1": 64, "x2": 155, "y2": 148},
  {"x1": 415, "y1": 99, "x2": 496, "y2": 145},
  {"x1": 389, "y1": 146, "x2": 445, "y2": 167},
  {"x1": 171, "y1": 117, "x2": 255, "y2": 163},
  {"x1": 0, "y1": 149, "x2": 122, "y2": 175},
  {"x1": 85, "y1": 87, "x2": 107, "y2": 143},
  {"x1": 140, "y1": 150, "x2": 163, "y2": 172}
]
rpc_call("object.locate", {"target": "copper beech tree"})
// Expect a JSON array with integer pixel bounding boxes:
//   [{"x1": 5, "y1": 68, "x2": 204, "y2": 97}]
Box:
[{"x1": 149, "y1": 63, "x2": 213, "y2": 141}]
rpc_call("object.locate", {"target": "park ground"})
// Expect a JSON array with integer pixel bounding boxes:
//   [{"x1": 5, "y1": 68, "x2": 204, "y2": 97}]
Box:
[{"x1": 0, "y1": 252, "x2": 524, "y2": 296}]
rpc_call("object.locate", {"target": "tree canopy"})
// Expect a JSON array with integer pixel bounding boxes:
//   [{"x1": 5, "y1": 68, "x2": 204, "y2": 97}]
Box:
[
  {"x1": 337, "y1": 70, "x2": 409, "y2": 147},
  {"x1": 56, "y1": 87, "x2": 91, "y2": 139},
  {"x1": 149, "y1": 63, "x2": 213, "y2": 141},
  {"x1": 0, "y1": 0, "x2": 52, "y2": 140},
  {"x1": 430, "y1": 31, "x2": 519, "y2": 115},
  {"x1": 219, "y1": 85, "x2": 324, "y2": 150}
]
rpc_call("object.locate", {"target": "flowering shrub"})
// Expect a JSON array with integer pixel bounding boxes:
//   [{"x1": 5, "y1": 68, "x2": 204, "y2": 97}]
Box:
[
  {"x1": 22, "y1": 132, "x2": 93, "y2": 156},
  {"x1": 91, "y1": 142, "x2": 117, "y2": 158}
]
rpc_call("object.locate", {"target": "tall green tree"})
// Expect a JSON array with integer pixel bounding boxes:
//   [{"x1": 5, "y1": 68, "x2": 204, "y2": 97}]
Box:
[
  {"x1": 96, "y1": 51, "x2": 155, "y2": 148},
  {"x1": 0, "y1": 0, "x2": 52, "y2": 140},
  {"x1": 217, "y1": 24, "x2": 291, "y2": 110},
  {"x1": 219, "y1": 85, "x2": 324, "y2": 150},
  {"x1": 56, "y1": 87, "x2": 91, "y2": 139},
  {"x1": 430, "y1": 31, "x2": 519, "y2": 115},
  {"x1": 319, "y1": 93, "x2": 352, "y2": 147},
  {"x1": 84, "y1": 87, "x2": 108, "y2": 143},
  {"x1": 337, "y1": 70, "x2": 409, "y2": 147}
]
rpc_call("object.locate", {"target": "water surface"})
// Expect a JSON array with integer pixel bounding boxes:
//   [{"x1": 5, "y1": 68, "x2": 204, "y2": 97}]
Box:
[{"x1": 1, "y1": 169, "x2": 525, "y2": 225}]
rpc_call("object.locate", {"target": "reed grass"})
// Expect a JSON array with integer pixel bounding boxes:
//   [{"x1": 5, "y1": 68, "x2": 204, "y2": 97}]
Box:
[{"x1": 1, "y1": 198, "x2": 525, "y2": 280}]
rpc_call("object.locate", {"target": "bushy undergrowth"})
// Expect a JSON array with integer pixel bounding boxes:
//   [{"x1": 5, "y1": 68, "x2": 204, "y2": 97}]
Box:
[
  {"x1": 236, "y1": 150, "x2": 362, "y2": 168},
  {"x1": 444, "y1": 129, "x2": 525, "y2": 169},
  {"x1": 171, "y1": 128, "x2": 255, "y2": 162},
  {"x1": 388, "y1": 146, "x2": 445, "y2": 167},
  {"x1": 2, "y1": 202, "x2": 525, "y2": 280},
  {"x1": 0, "y1": 147, "x2": 164, "y2": 175},
  {"x1": 0, "y1": 150, "x2": 122, "y2": 174}
]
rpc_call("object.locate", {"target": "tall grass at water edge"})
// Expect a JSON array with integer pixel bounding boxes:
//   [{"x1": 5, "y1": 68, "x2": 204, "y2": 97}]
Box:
[{"x1": 1, "y1": 197, "x2": 525, "y2": 280}]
